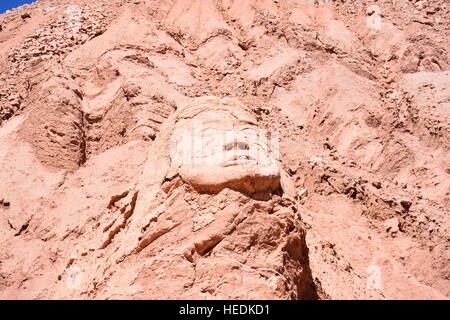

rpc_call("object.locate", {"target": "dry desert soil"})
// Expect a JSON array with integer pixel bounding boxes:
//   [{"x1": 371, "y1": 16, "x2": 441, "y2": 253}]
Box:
[{"x1": 0, "y1": 0, "x2": 449, "y2": 299}]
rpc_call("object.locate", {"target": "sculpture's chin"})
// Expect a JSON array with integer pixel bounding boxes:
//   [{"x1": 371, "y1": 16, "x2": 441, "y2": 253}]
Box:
[{"x1": 179, "y1": 164, "x2": 281, "y2": 194}]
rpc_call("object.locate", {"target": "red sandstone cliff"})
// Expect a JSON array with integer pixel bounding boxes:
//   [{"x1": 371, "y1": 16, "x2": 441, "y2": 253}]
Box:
[{"x1": 0, "y1": 0, "x2": 448, "y2": 299}]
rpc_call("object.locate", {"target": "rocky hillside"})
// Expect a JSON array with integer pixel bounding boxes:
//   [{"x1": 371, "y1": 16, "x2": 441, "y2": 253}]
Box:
[{"x1": 0, "y1": 0, "x2": 448, "y2": 299}]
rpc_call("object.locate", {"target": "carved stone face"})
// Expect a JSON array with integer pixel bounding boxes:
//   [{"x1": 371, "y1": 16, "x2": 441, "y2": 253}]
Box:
[{"x1": 169, "y1": 97, "x2": 280, "y2": 194}]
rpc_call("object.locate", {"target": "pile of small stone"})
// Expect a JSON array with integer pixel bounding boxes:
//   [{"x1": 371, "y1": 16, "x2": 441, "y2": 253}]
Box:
[
  {"x1": 7, "y1": 6, "x2": 114, "y2": 72},
  {"x1": 0, "y1": 73, "x2": 22, "y2": 123},
  {"x1": 0, "y1": 93, "x2": 21, "y2": 122},
  {"x1": 1, "y1": 5, "x2": 115, "y2": 126},
  {"x1": 0, "y1": 198, "x2": 10, "y2": 207}
]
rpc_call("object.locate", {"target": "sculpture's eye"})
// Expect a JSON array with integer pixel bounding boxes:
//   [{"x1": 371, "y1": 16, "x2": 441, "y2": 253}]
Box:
[
  {"x1": 224, "y1": 143, "x2": 234, "y2": 151},
  {"x1": 237, "y1": 142, "x2": 249, "y2": 150}
]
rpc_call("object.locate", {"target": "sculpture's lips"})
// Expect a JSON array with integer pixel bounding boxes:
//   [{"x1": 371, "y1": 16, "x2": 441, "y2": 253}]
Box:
[{"x1": 221, "y1": 155, "x2": 256, "y2": 167}]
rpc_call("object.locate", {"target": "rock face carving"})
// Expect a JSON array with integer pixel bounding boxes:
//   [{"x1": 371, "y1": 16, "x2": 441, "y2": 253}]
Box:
[
  {"x1": 168, "y1": 96, "x2": 281, "y2": 194},
  {"x1": 48, "y1": 96, "x2": 317, "y2": 300}
]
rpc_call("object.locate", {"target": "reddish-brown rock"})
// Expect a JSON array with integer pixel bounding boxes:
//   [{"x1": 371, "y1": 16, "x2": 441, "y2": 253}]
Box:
[{"x1": 0, "y1": 0, "x2": 448, "y2": 299}]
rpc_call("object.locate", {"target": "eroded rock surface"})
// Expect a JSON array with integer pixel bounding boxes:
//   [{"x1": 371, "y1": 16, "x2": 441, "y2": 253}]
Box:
[
  {"x1": 168, "y1": 96, "x2": 281, "y2": 195},
  {"x1": 0, "y1": 0, "x2": 448, "y2": 299}
]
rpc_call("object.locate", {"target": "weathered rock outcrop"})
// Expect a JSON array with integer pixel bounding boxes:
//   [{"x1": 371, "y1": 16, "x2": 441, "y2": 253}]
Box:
[{"x1": 0, "y1": 0, "x2": 448, "y2": 299}]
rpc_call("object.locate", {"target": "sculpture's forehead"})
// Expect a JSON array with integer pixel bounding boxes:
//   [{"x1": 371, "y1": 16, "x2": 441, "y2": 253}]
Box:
[{"x1": 177, "y1": 106, "x2": 257, "y2": 126}]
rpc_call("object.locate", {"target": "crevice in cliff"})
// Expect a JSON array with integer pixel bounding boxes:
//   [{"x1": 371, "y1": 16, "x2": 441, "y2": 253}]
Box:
[
  {"x1": 100, "y1": 191, "x2": 138, "y2": 249},
  {"x1": 135, "y1": 221, "x2": 181, "y2": 253},
  {"x1": 14, "y1": 218, "x2": 31, "y2": 237},
  {"x1": 78, "y1": 94, "x2": 87, "y2": 167},
  {"x1": 282, "y1": 232, "x2": 319, "y2": 300}
]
